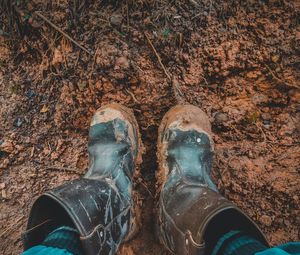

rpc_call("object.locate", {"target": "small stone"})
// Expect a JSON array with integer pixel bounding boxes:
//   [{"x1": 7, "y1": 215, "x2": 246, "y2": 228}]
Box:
[
  {"x1": 110, "y1": 15, "x2": 123, "y2": 26},
  {"x1": 288, "y1": 89, "x2": 300, "y2": 103},
  {"x1": 15, "y1": 144, "x2": 24, "y2": 152},
  {"x1": 143, "y1": 17, "x2": 151, "y2": 25},
  {"x1": 261, "y1": 113, "x2": 271, "y2": 120},
  {"x1": 214, "y1": 112, "x2": 228, "y2": 124},
  {"x1": 283, "y1": 219, "x2": 290, "y2": 227},
  {"x1": 77, "y1": 81, "x2": 87, "y2": 92},
  {"x1": 246, "y1": 71, "x2": 258, "y2": 79},
  {"x1": 262, "y1": 113, "x2": 272, "y2": 129},
  {"x1": 1, "y1": 189, "x2": 7, "y2": 199},
  {"x1": 252, "y1": 93, "x2": 268, "y2": 105},
  {"x1": 263, "y1": 122, "x2": 271, "y2": 129},
  {"x1": 13, "y1": 117, "x2": 23, "y2": 127},
  {"x1": 17, "y1": 156, "x2": 25, "y2": 163},
  {"x1": 248, "y1": 150, "x2": 254, "y2": 158},
  {"x1": 260, "y1": 215, "x2": 272, "y2": 226},
  {"x1": 0, "y1": 140, "x2": 14, "y2": 153},
  {"x1": 0, "y1": 158, "x2": 9, "y2": 169},
  {"x1": 271, "y1": 55, "x2": 280, "y2": 63},
  {"x1": 25, "y1": 90, "x2": 36, "y2": 98},
  {"x1": 0, "y1": 183, "x2": 5, "y2": 189},
  {"x1": 115, "y1": 56, "x2": 129, "y2": 70}
]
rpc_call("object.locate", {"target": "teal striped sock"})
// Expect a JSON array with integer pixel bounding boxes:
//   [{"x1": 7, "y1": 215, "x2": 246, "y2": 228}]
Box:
[
  {"x1": 42, "y1": 226, "x2": 83, "y2": 255},
  {"x1": 211, "y1": 230, "x2": 267, "y2": 255}
]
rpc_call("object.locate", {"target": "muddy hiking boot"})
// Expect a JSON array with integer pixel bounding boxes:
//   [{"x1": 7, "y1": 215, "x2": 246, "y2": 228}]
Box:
[
  {"x1": 156, "y1": 105, "x2": 268, "y2": 255},
  {"x1": 23, "y1": 103, "x2": 143, "y2": 255}
]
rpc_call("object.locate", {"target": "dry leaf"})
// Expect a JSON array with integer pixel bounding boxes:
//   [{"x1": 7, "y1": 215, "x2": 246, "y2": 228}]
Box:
[
  {"x1": 40, "y1": 105, "x2": 49, "y2": 113},
  {"x1": 52, "y1": 48, "x2": 63, "y2": 65}
]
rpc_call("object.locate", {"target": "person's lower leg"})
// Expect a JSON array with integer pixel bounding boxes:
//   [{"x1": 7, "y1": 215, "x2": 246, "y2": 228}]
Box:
[
  {"x1": 156, "y1": 105, "x2": 268, "y2": 255},
  {"x1": 23, "y1": 104, "x2": 142, "y2": 255}
]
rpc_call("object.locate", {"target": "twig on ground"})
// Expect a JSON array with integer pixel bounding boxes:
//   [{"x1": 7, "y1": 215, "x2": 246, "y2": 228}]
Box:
[
  {"x1": 0, "y1": 215, "x2": 25, "y2": 238},
  {"x1": 23, "y1": 219, "x2": 52, "y2": 237},
  {"x1": 34, "y1": 11, "x2": 92, "y2": 55},
  {"x1": 75, "y1": 50, "x2": 81, "y2": 68},
  {"x1": 200, "y1": 75, "x2": 209, "y2": 86},
  {"x1": 99, "y1": 18, "x2": 110, "y2": 23},
  {"x1": 255, "y1": 122, "x2": 267, "y2": 143},
  {"x1": 126, "y1": 0, "x2": 130, "y2": 31},
  {"x1": 264, "y1": 63, "x2": 300, "y2": 89},
  {"x1": 132, "y1": 62, "x2": 144, "y2": 74},
  {"x1": 137, "y1": 179, "x2": 154, "y2": 198},
  {"x1": 191, "y1": 13, "x2": 202, "y2": 20},
  {"x1": 33, "y1": 160, "x2": 82, "y2": 175},
  {"x1": 144, "y1": 32, "x2": 171, "y2": 80},
  {"x1": 189, "y1": 0, "x2": 200, "y2": 7},
  {"x1": 145, "y1": 32, "x2": 186, "y2": 104},
  {"x1": 125, "y1": 88, "x2": 140, "y2": 103},
  {"x1": 90, "y1": 46, "x2": 99, "y2": 76},
  {"x1": 45, "y1": 165, "x2": 82, "y2": 175},
  {"x1": 172, "y1": 77, "x2": 185, "y2": 104},
  {"x1": 61, "y1": 38, "x2": 68, "y2": 68},
  {"x1": 133, "y1": 108, "x2": 142, "y2": 113},
  {"x1": 208, "y1": 0, "x2": 213, "y2": 17}
]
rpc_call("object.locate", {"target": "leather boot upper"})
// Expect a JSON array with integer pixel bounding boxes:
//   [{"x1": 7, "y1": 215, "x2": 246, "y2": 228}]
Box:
[
  {"x1": 157, "y1": 105, "x2": 268, "y2": 255},
  {"x1": 23, "y1": 104, "x2": 142, "y2": 255}
]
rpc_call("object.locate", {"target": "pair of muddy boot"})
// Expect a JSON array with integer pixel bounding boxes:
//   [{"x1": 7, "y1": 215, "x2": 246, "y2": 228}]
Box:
[{"x1": 23, "y1": 104, "x2": 268, "y2": 255}]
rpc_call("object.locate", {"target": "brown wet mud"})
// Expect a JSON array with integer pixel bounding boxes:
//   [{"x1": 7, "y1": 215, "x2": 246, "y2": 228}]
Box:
[{"x1": 0, "y1": 0, "x2": 299, "y2": 254}]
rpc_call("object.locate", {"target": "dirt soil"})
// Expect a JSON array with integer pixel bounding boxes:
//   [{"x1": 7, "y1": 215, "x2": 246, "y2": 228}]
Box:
[{"x1": 0, "y1": 0, "x2": 299, "y2": 254}]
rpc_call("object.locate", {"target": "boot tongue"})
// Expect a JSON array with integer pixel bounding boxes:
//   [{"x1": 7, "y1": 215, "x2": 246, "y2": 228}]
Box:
[
  {"x1": 166, "y1": 129, "x2": 217, "y2": 191},
  {"x1": 89, "y1": 119, "x2": 129, "y2": 144},
  {"x1": 88, "y1": 143, "x2": 130, "y2": 175},
  {"x1": 86, "y1": 119, "x2": 134, "y2": 182}
]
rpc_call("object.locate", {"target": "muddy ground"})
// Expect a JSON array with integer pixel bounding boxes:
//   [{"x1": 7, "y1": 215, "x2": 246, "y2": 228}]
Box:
[{"x1": 0, "y1": 0, "x2": 299, "y2": 254}]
